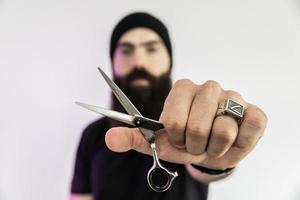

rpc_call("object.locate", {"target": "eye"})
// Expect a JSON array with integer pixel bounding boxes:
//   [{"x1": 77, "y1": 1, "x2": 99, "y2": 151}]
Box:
[
  {"x1": 121, "y1": 47, "x2": 133, "y2": 55},
  {"x1": 147, "y1": 46, "x2": 158, "y2": 53}
]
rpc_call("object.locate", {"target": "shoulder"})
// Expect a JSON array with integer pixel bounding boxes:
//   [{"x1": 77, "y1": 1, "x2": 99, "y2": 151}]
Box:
[
  {"x1": 82, "y1": 117, "x2": 109, "y2": 138},
  {"x1": 83, "y1": 116, "x2": 109, "y2": 133},
  {"x1": 79, "y1": 117, "x2": 110, "y2": 155}
]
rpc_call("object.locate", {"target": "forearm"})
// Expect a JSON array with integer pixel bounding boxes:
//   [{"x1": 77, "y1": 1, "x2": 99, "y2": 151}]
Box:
[{"x1": 185, "y1": 164, "x2": 234, "y2": 184}]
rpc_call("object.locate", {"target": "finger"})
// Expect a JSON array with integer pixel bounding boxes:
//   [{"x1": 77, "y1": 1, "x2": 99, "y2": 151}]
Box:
[
  {"x1": 105, "y1": 127, "x2": 150, "y2": 153},
  {"x1": 207, "y1": 91, "x2": 246, "y2": 158},
  {"x1": 160, "y1": 79, "x2": 198, "y2": 147},
  {"x1": 201, "y1": 104, "x2": 267, "y2": 168},
  {"x1": 185, "y1": 80, "x2": 222, "y2": 155},
  {"x1": 207, "y1": 116, "x2": 238, "y2": 158},
  {"x1": 233, "y1": 104, "x2": 267, "y2": 152}
]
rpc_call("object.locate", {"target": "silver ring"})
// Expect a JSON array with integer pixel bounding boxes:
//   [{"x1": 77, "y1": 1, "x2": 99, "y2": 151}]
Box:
[{"x1": 216, "y1": 99, "x2": 244, "y2": 125}]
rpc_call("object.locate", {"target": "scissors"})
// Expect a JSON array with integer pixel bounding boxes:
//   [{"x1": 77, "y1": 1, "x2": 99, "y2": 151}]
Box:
[{"x1": 75, "y1": 68, "x2": 178, "y2": 192}]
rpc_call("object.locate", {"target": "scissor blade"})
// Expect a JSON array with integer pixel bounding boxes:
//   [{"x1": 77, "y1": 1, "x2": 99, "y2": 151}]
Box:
[
  {"x1": 97, "y1": 67, "x2": 142, "y2": 116},
  {"x1": 97, "y1": 68, "x2": 156, "y2": 143},
  {"x1": 75, "y1": 102, "x2": 135, "y2": 126}
]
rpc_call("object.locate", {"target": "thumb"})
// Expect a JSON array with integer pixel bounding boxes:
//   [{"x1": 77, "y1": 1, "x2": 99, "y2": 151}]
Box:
[
  {"x1": 105, "y1": 127, "x2": 150, "y2": 153},
  {"x1": 105, "y1": 127, "x2": 208, "y2": 165}
]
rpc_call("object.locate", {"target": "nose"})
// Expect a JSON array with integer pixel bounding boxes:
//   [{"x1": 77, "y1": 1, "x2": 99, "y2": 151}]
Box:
[{"x1": 132, "y1": 48, "x2": 146, "y2": 69}]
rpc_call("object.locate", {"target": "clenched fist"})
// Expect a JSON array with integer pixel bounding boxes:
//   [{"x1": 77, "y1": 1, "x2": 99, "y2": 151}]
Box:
[{"x1": 105, "y1": 79, "x2": 267, "y2": 176}]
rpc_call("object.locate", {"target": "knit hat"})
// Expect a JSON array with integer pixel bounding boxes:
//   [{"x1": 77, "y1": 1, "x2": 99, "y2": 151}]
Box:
[{"x1": 110, "y1": 12, "x2": 172, "y2": 68}]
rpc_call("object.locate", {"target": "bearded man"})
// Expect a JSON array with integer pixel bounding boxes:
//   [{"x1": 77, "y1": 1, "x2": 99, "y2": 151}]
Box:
[{"x1": 70, "y1": 12, "x2": 267, "y2": 200}]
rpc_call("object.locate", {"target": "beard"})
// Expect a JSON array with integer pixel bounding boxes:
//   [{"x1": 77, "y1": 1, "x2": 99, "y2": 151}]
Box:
[{"x1": 111, "y1": 68, "x2": 172, "y2": 121}]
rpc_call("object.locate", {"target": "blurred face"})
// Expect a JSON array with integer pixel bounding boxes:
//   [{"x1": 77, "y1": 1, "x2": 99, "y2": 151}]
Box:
[
  {"x1": 112, "y1": 27, "x2": 171, "y2": 87},
  {"x1": 111, "y1": 27, "x2": 172, "y2": 120}
]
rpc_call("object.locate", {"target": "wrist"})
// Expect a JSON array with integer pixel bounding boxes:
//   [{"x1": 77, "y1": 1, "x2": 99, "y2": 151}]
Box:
[
  {"x1": 190, "y1": 164, "x2": 235, "y2": 175},
  {"x1": 185, "y1": 164, "x2": 235, "y2": 184}
]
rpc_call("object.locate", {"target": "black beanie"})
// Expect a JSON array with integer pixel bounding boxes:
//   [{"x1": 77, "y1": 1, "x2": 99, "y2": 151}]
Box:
[{"x1": 110, "y1": 12, "x2": 172, "y2": 68}]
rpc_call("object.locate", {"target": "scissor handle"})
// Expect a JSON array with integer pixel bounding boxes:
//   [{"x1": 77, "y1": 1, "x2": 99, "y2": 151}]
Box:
[
  {"x1": 147, "y1": 164, "x2": 178, "y2": 192},
  {"x1": 133, "y1": 115, "x2": 164, "y2": 132},
  {"x1": 147, "y1": 143, "x2": 178, "y2": 192}
]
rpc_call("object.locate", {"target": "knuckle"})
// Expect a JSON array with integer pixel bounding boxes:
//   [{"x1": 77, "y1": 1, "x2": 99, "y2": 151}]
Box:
[
  {"x1": 203, "y1": 80, "x2": 222, "y2": 92},
  {"x1": 187, "y1": 123, "x2": 209, "y2": 139},
  {"x1": 174, "y1": 79, "x2": 195, "y2": 88},
  {"x1": 225, "y1": 90, "x2": 242, "y2": 98},
  {"x1": 214, "y1": 130, "x2": 235, "y2": 144},
  {"x1": 244, "y1": 106, "x2": 267, "y2": 130},
  {"x1": 163, "y1": 119, "x2": 185, "y2": 133},
  {"x1": 234, "y1": 136, "x2": 254, "y2": 151}
]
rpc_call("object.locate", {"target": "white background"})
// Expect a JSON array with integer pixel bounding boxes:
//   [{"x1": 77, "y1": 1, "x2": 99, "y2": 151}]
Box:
[{"x1": 0, "y1": 0, "x2": 299, "y2": 199}]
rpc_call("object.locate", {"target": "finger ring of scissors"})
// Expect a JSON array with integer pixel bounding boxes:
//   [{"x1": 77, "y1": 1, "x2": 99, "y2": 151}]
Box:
[{"x1": 147, "y1": 142, "x2": 178, "y2": 192}]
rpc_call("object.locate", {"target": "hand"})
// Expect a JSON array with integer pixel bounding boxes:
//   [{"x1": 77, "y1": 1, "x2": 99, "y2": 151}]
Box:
[{"x1": 105, "y1": 79, "x2": 267, "y2": 169}]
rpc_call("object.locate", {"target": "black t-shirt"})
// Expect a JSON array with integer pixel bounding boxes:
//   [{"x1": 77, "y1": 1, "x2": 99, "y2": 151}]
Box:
[{"x1": 71, "y1": 117, "x2": 208, "y2": 200}]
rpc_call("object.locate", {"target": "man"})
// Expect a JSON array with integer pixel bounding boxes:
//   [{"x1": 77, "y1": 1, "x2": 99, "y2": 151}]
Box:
[{"x1": 70, "y1": 12, "x2": 267, "y2": 200}]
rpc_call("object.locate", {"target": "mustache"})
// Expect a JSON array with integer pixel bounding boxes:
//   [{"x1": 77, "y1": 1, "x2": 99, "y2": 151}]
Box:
[{"x1": 126, "y1": 68, "x2": 157, "y2": 84}]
